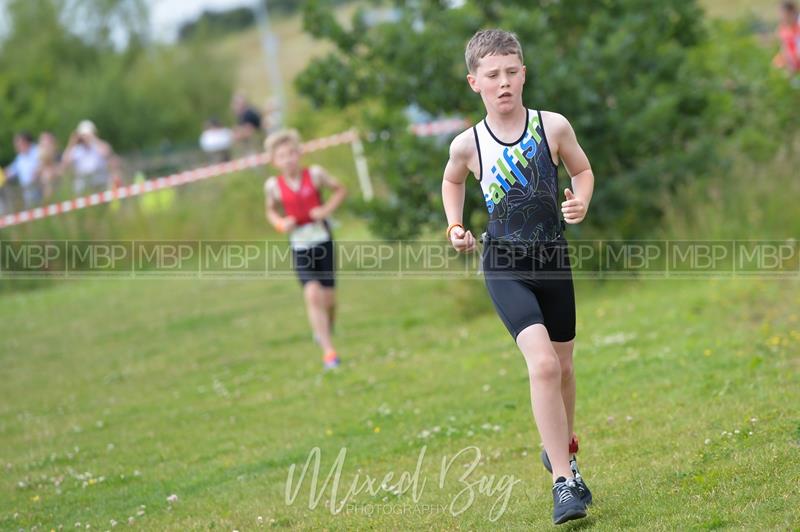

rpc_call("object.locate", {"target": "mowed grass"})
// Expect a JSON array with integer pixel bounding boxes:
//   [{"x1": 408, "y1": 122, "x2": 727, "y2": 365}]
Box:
[{"x1": 0, "y1": 273, "x2": 798, "y2": 530}]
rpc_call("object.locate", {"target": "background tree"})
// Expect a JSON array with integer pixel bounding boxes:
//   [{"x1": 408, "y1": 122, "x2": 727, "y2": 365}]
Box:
[
  {"x1": 297, "y1": 0, "x2": 799, "y2": 239},
  {"x1": 0, "y1": 0, "x2": 233, "y2": 165}
]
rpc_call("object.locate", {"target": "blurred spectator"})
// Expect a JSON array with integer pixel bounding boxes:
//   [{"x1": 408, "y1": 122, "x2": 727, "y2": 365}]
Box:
[
  {"x1": 37, "y1": 131, "x2": 61, "y2": 201},
  {"x1": 62, "y1": 120, "x2": 119, "y2": 194},
  {"x1": 4, "y1": 132, "x2": 42, "y2": 209},
  {"x1": 775, "y1": 1, "x2": 800, "y2": 73},
  {"x1": 199, "y1": 118, "x2": 234, "y2": 162},
  {"x1": 231, "y1": 92, "x2": 262, "y2": 152}
]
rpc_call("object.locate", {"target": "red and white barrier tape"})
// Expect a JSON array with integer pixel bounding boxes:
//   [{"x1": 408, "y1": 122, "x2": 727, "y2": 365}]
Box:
[
  {"x1": 0, "y1": 130, "x2": 356, "y2": 229},
  {"x1": 410, "y1": 118, "x2": 470, "y2": 137},
  {"x1": 0, "y1": 119, "x2": 465, "y2": 229}
]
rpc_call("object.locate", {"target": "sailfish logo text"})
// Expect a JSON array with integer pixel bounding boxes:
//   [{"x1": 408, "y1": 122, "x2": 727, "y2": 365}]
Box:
[{"x1": 484, "y1": 115, "x2": 543, "y2": 214}]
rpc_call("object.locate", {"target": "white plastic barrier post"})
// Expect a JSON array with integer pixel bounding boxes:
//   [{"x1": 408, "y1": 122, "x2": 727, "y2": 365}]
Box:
[{"x1": 349, "y1": 130, "x2": 373, "y2": 202}]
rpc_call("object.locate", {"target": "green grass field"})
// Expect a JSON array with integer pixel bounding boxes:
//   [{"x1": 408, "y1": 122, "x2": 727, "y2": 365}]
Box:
[{"x1": 1, "y1": 272, "x2": 798, "y2": 530}]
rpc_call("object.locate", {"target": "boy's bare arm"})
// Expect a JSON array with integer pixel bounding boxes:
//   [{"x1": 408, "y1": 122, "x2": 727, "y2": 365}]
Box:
[
  {"x1": 310, "y1": 165, "x2": 347, "y2": 220},
  {"x1": 264, "y1": 179, "x2": 295, "y2": 233},
  {"x1": 442, "y1": 131, "x2": 477, "y2": 252},
  {"x1": 544, "y1": 112, "x2": 595, "y2": 224},
  {"x1": 92, "y1": 138, "x2": 113, "y2": 158}
]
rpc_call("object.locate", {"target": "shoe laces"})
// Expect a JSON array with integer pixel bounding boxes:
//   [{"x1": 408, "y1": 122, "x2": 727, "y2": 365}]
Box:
[{"x1": 554, "y1": 479, "x2": 577, "y2": 504}]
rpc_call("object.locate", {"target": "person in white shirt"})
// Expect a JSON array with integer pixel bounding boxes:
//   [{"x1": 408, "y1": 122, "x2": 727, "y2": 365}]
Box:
[
  {"x1": 199, "y1": 118, "x2": 234, "y2": 162},
  {"x1": 62, "y1": 120, "x2": 117, "y2": 194}
]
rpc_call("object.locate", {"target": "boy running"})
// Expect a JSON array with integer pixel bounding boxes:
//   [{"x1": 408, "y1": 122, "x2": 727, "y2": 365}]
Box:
[
  {"x1": 441, "y1": 30, "x2": 595, "y2": 525},
  {"x1": 264, "y1": 130, "x2": 348, "y2": 369}
]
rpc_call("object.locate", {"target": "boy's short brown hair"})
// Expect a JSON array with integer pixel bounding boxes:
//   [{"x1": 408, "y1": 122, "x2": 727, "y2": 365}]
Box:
[
  {"x1": 264, "y1": 129, "x2": 301, "y2": 158},
  {"x1": 465, "y1": 29, "x2": 524, "y2": 74}
]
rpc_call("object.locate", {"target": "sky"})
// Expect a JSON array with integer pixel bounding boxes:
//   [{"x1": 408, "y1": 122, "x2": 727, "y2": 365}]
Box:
[
  {"x1": 0, "y1": 0, "x2": 258, "y2": 44},
  {"x1": 149, "y1": 0, "x2": 257, "y2": 42}
]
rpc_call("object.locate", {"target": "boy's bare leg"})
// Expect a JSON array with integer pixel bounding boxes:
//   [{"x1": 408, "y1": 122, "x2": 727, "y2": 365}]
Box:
[
  {"x1": 303, "y1": 281, "x2": 334, "y2": 354},
  {"x1": 517, "y1": 324, "x2": 572, "y2": 481},
  {"x1": 552, "y1": 339, "x2": 576, "y2": 439},
  {"x1": 321, "y1": 286, "x2": 336, "y2": 334}
]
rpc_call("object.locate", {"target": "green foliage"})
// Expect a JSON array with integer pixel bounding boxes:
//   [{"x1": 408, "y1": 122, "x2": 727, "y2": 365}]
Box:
[
  {"x1": 60, "y1": 0, "x2": 150, "y2": 48},
  {"x1": 0, "y1": 0, "x2": 233, "y2": 165},
  {"x1": 297, "y1": 0, "x2": 799, "y2": 239},
  {"x1": 660, "y1": 142, "x2": 800, "y2": 240},
  {"x1": 680, "y1": 20, "x2": 800, "y2": 162},
  {"x1": 347, "y1": 107, "x2": 484, "y2": 240}
]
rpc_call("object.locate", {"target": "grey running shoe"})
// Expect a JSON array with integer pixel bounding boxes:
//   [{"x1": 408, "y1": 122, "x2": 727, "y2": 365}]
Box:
[
  {"x1": 552, "y1": 476, "x2": 587, "y2": 525},
  {"x1": 542, "y1": 452, "x2": 592, "y2": 506}
]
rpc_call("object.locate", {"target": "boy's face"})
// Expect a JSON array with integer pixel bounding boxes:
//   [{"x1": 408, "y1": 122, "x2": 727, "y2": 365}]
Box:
[
  {"x1": 273, "y1": 142, "x2": 301, "y2": 176},
  {"x1": 467, "y1": 54, "x2": 526, "y2": 115}
]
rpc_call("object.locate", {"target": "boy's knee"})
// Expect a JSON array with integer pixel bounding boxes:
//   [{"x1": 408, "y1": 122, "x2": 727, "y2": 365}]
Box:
[
  {"x1": 322, "y1": 287, "x2": 336, "y2": 303},
  {"x1": 559, "y1": 357, "x2": 574, "y2": 381},
  {"x1": 529, "y1": 354, "x2": 561, "y2": 383}
]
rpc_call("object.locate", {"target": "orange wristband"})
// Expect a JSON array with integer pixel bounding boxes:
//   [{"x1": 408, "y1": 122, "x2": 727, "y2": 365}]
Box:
[{"x1": 446, "y1": 222, "x2": 464, "y2": 240}]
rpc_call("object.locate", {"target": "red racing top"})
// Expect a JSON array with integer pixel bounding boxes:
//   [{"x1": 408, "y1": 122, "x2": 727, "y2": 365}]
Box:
[{"x1": 276, "y1": 168, "x2": 322, "y2": 225}]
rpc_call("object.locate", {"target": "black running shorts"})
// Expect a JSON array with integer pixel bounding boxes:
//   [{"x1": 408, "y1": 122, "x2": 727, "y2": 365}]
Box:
[
  {"x1": 292, "y1": 240, "x2": 335, "y2": 288},
  {"x1": 482, "y1": 237, "x2": 576, "y2": 342}
]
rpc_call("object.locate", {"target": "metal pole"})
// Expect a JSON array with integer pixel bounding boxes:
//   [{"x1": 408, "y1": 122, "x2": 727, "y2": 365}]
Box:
[{"x1": 255, "y1": 0, "x2": 285, "y2": 129}]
